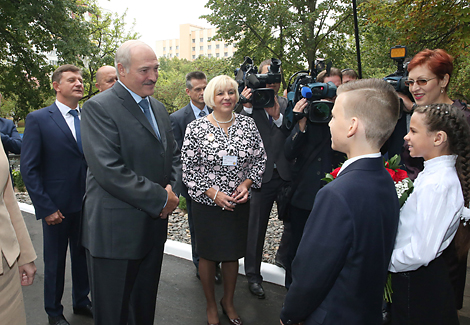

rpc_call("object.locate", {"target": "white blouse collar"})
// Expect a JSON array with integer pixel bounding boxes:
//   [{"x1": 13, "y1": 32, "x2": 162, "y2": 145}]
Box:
[{"x1": 423, "y1": 155, "x2": 457, "y2": 172}]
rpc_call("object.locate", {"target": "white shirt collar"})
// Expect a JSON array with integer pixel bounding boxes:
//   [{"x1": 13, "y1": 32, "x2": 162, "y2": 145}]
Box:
[
  {"x1": 118, "y1": 80, "x2": 148, "y2": 105},
  {"x1": 55, "y1": 100, "x2": 80, "y2": 117},
  {"x1": 337, "y1": 152, "x2": 382, "y2": 177}
]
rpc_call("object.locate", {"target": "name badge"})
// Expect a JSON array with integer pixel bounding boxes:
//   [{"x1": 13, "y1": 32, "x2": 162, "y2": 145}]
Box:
[{"x1": 223, "y1": 155, "x2": 237, "y2": 166}]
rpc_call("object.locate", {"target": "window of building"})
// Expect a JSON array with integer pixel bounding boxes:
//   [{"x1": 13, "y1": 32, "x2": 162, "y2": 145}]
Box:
[
  {"x1": 176, "y1": 46, "x2": 179, "y2": 50},
  {"x1": 216, "y1": 53, "x2": 220, "y2": 58},
  {"x1": 224, "y1": 44, "x2": 229, "y2": 48},
  {"x1": 208, "y1": 37, "x2": 212, "y2": 42},
  {"x1": 176, "y1": 53, "x2": 179, "y2": 57},
  {"x1": 216, "y1": 44, "x2": 220, "y2": 49},
  {"x1": 224, "y1": 52, "x2": 228, "y2": 57},
  {"x1": 200, "y1": 46, "x2": 203, "y2": 51},
  {"x1": 192, "y1": 55, "x2": 196, "y2": 59},
  {"x1": 200, "y1": 38, "x2": 204, "y2": 42},
  {"x1": 192, "y1": 39, "x2": 195, "y2": 43},
  {"x1": 208, "y1": 54, "x2": 212, "y2": 58},
  {"x1": 163, "y1": 47, "x2": 166, "y2": 51},
  {"x1": 208, "y1": 45, "x2": 211, "y2": 50},
  {"x1": 192, "y1": 47, "x2": 195, "y2": 51},
  {"x1": 169, "y1": 46, "x2": 172, "y2": 51}
]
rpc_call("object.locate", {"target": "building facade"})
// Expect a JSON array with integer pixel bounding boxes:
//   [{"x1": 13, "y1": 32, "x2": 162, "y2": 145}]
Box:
[{"x1": 156, "y1": 24, "x2": 237, "y2": 61}]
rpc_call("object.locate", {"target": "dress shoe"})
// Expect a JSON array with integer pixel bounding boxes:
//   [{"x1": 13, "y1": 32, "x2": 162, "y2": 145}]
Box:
[
  {"x1": 73, "y1": 303, "x2": 93, "y2": 318},
  {"x1": 48, "y1": 315, "x2": 70, "y2": 325},
  {"x1": 248, "y1": 282, "x2": 265, "y2": 299},
  {"x1": 220, "y1": 299, "x2": 243, "y2": 325},
  {"x1": 215, "y1": 264, "x2": 223, "y2": 285}
]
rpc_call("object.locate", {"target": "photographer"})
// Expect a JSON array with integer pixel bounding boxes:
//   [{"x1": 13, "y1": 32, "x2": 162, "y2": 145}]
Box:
[
  {"x1": 284, "y1": 97, "x2": 345, "y2": 289},
  {"x1": 239, "y1": 59, "x2": 292, "y2": 299}
]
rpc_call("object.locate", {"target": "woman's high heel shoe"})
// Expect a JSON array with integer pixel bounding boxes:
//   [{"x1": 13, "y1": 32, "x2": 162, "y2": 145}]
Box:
[{"x1": 220, "y1": 299, "x2": 243, "y2": 325}]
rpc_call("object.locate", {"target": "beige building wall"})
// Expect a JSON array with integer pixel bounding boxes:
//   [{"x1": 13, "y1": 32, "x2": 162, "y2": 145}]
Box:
[{"x1": 156, "y1": 23, "x2": 236, "y2": 61}]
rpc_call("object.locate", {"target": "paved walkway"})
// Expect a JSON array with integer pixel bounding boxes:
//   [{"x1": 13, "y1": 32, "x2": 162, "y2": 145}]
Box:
[{"x1": 20, "y1": 209, "x2": 470, "y2": 324}]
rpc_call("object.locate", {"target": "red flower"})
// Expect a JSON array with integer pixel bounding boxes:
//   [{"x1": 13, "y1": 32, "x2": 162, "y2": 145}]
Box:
[
  {"x1": 331, "y1": 167, "x2": 341, "y2": 179},
  {"x1": 393, "y1": 169, "x2": 408, "y2": 182},
  {"x1": 386, "y1": 168, "x2": 395, "y2": 180}
]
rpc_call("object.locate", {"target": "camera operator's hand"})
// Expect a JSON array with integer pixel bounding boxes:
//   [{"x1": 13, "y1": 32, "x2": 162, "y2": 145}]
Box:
[
  {"x1": 265, "y1": 96, "x2": 280, "y2": 120},
  {"x1": 240, "y1": 87, "x2": 253, "y2": 108},
  {"x1": 397, "y1": 93, "x2": 414, "y2": 112},
  {"x1": 293, "y1": 98, "x2": 308, "y2": 132}
]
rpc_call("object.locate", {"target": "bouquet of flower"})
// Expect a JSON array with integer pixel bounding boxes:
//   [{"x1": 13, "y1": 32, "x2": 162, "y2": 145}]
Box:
[
  {"x1": 322, "y1": 154, "x2": 414, "y2": 302},
  {"x1": 322, "y1": 154, "x2": 413, "y2": 209}
]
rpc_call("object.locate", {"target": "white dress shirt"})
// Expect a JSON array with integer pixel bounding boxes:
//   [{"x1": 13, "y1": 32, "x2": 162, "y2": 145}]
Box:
[
  {"x1": 389, "y1": 155, "x2": 463, "y2": 272},
  {"x1": 55, "y1": 100, "x2": 80, "y2": 141}
]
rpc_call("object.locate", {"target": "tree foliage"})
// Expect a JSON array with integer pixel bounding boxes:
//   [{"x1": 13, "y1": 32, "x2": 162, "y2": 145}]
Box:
[
  {"x1": 80, "y1": 3, "x2": 139, "y2": 100},
  {"x1": 0, "y1": 0, "x2": 93, "y2": 118},
  {"x1": 201, "y1": 0, "x2": 355, "y2": 88},
  {"x1": 154, "y1": 56, "x2": 236, "y2": 113},
  {"x1": 360, "y1": 0, "x2": 470, "y2": 99}
]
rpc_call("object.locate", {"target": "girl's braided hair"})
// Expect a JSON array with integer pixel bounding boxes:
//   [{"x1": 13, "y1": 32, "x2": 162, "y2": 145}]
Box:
[{"x1": 415, "y1": 103, "x2": 470, "y2": 258}]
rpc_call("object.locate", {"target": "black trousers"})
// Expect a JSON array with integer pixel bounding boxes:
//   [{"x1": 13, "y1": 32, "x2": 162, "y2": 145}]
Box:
[
  {"x1": 245, "y1": 170, "x2": 291, "y2": 283},
  {"x1": 86, "y1": 237, "x2": 165, "y2": 325},
  {"x1": 42, "y1": 211, "x2": 90, "y2": 317}
]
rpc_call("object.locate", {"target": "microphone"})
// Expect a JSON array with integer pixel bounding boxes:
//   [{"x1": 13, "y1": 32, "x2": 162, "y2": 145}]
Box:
[{"x1": 301, "y1": 86, "x2": 312, "y2": 99}]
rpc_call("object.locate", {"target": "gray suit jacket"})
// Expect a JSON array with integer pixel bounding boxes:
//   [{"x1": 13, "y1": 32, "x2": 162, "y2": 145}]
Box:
[{"x1": 81, "y1": 82, "x2": 181, "y2": 259}]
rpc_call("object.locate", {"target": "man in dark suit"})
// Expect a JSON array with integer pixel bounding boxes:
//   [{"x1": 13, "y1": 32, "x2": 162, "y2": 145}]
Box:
[
  {"x1": 81, "y1": 40, "x2": 180, "y2": 325},
  {"x1": 0, "y1": 117, "x2": 22, "y2": 156},
  {"x1": 0, "y1": 114, "x2": 22, "y2": 186},
  {"x1": 170, "y1": 71, "x2": 222, "y2": 282},
  {"x1": 21, "y1": 65, "x2": 92, "y2": 325},
  {"x1": 280, "y1": 79, "x2": 401, "y2": 325},
  {"x1": 240, "y1": 59, "x2": 292, "y2": 298}
]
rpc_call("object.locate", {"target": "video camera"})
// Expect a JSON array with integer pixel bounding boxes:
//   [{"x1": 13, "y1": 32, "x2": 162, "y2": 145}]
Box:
[
  {"x1": 235, "y1": 57, "x2": 282, "y2": 109},
  {"x1": 383, "y1": 45, "x2": 411, "y2": 96},
  {"x1": 284, "y1": 60, "x2": 337, "y2": 130}
]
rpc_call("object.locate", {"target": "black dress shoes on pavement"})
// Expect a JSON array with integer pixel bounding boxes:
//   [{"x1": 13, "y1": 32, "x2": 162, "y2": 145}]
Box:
[
  {"x1": 73, "y1": 303, "x2": 93, "y2": 318},
  {"x1": 48, "y1": 315, "x2": 70, "y2": 325},
  {"x1": 248, "y1": 282, "x2": 265, "y2": 299}
]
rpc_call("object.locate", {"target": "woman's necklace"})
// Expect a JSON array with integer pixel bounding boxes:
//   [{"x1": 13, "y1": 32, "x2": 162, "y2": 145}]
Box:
[{"x1": 212, "y1": 112, "x2": 234, "y2": 124}]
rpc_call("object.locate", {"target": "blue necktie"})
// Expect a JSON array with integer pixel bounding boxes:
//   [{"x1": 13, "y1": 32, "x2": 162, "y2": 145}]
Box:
[
  {"x1": 199, "y1": 110, "x2": 206, "y2": 118},
  {"x1": 68, "y1": 109, "x2": 82, "y2": 153},
  {"x1": 139, "y1": 99, "x2": 161, "y2": 140},
  {"x1": 268, "y1": 115, "x2": 273, "y2": 125}
]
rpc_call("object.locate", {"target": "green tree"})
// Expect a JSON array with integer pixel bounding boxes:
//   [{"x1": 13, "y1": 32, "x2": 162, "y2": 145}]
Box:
[
  {"x1": 0, "y1": 0, "x2": 94, "y2": 117},
  {"x1": 202, "y1": 0, "x2": 355, "y2": 88},
  {"x1": 80, "y1": 4, "x2": 139, "y2": 100},
  {"x1": 359, "y1": 0, "x2": 470, "y2": 98}
]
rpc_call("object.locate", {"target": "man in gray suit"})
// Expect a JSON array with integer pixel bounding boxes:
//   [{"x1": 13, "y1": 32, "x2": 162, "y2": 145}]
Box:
[{"x1": 81, "y1": 40, "x2": 180, "y2": 325}]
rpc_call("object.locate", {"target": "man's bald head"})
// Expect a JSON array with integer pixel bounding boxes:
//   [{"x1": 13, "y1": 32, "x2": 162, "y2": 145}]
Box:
[{"x1": 95, "y1": 65, "x2": 118, "y2": 92}]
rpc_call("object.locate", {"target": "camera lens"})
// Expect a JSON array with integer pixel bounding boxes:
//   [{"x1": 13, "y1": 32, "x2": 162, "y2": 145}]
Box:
[{"x1": 308, "y1": 101, "x2": 332, "y2": 123}]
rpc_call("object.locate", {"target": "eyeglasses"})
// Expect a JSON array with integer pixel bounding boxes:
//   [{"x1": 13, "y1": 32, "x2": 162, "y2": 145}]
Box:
[{"x1": 404, "y1": 77, "x2": 437, "y2": 87}]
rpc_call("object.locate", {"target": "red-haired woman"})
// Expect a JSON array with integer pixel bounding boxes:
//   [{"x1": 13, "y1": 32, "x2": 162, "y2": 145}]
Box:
[{"x1": 399, "y1": 49, "x2": 470, "y2": 313}]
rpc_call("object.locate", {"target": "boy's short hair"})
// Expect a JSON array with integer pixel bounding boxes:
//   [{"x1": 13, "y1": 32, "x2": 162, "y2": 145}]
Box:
[
  {"x1": 341, "y1": 68, "x2": 358, "y2": 80},
  {"x1": 337, "y1": 79, "x2": 400, "y2": 148},
  {"x1": 203, "y1": 75, "x2": 239, "y2": 109}
]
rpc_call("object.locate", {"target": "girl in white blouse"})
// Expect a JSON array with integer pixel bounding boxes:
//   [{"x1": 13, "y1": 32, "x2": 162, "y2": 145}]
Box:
[{"x1": 389, "y1": 103, "x2": 470, "y2": 324}]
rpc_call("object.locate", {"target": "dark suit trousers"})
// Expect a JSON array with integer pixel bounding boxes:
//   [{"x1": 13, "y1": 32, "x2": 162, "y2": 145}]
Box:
[
  {"x1": 284, "y1": 205, "x2": 310, "y2": 289},
  {"x1": 86, "y1": 236, "x2": 166, "y2": 325},
  {"x1": 184, "y1": 194, "x2": 199, "y2": 268},
  {"x1": 42, "y1": 211, "x2": 90, "y2": 316},
  {"x1": 245, "y1": 170, "x2": 290, "y2": 283}
]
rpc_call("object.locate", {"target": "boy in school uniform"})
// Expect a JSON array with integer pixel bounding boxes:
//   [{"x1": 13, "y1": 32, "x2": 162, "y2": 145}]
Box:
[{"x1": 280, "y1": 79, "x2": 401, "y2": 325}]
